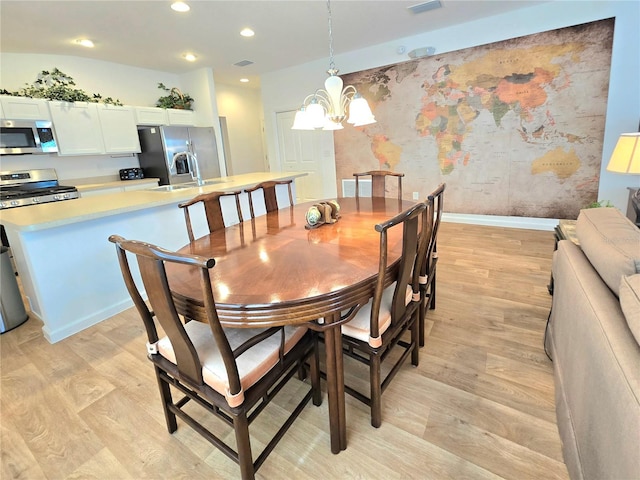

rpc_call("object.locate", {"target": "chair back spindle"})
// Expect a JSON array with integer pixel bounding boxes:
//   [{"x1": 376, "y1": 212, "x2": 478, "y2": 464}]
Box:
[
  {"x1": 179, "y1": 191, "x2": 244, "y2": 242},
  {"x1": 244, "y1": 180, "x2": 294, "y2": 219},
  {"x1": 354, "y1": 170, "x2": 404, "y2": 201}
]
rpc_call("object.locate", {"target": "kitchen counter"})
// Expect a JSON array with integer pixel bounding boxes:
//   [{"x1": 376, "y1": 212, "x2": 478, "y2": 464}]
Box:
[
  {"x1": 1, "y1": 171, "x2": 307, "y2": 343},
  {"x1": 1, "y1": 171, "x2": 306, "y2": 231},
  {"x1": 71, "y1": 177, "x2": 160, "y2": 194}
]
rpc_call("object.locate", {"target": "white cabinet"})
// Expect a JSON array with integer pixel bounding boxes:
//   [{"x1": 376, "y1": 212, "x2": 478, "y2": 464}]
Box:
[
  {"x1": 167, "y1": 108, "x2": 195, "y2": 125},
  {"x1": 0, "y1": 96, "x2": 51, "y2": 120},
  {"x1": 48, "y1": 101, "x2": 105, "y2": 155},
  {"x1": 135, "y1": 106, "x2": 194, "y2": 126},
  {"x1": 97, "y1": 105, "x2": 141, "y2": 153},
  {"x1": 134, "y1": 106, "x2": 168, "y2": 125},
  {"x1": 49, "y1": 102, "x2": 141, "y2": 155}
]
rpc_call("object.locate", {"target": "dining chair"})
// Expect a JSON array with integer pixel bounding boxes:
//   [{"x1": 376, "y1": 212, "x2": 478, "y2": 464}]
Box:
[
  {"x1": 340, "y1": 200, "x2": 429, "y2": 427},
  {"x1": 244, "y1": 180, "x2": 294, "y2": 219},
  {"x1": 108, "y1": 234, "x2": 321, "y2": 480},
  {"x1": 418, "y1": 183, "x2": 446, "y2": 347},
  {"x1": 178, "y1": 190, "x2": 244, "y2": 242},
  {"x1": 353, "y1": 170, "x2": 404, "y2": 200}
]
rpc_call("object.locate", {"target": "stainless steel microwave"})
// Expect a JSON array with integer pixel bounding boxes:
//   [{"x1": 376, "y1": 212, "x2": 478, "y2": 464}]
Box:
[{"x1": 0, "y1": 119, "x2": 58, "y2": 155}]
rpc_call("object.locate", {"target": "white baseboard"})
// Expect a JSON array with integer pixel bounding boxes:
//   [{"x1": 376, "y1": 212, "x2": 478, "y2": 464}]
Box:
[{"x1": 443, "y1": 213, "x2": 558, "y2": 231}]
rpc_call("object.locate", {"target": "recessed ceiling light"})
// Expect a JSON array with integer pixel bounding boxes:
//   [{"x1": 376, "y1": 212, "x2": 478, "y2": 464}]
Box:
[
  {"x1": 171, "y1": 2, "x2": 190, "y2": 13},
  {"x1": 74, "y1": 39, "x2": 94, "y2": 48},
  {"x1": 240, "y1": 28, "x2": 255, "y2": 37},
  {"x1": 183, "y1": 53, "x2": 197, "y2": 62},
  {"x1": 240, "y1": 78, "x2": 249, "y2": 83}
]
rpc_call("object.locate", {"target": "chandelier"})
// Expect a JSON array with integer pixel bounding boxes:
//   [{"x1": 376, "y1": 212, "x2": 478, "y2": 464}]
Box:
[{"x1": 291, "y1": 0, "x2": 376, "y2": 131}]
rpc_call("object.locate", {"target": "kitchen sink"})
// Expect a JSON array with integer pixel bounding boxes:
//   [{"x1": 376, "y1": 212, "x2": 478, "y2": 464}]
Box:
[
  {"x1": 147, "y1": 184, "x2": 195, "y2": 192},
  {"x1": 147, "y1": 180, "x2": 223, "y2": 192},
  {"x1": 183, "y1": 179, "x2": 223, "y2": 187}
]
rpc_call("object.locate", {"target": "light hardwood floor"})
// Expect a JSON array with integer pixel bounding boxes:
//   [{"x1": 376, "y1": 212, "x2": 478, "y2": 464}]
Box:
[{"x1": 1, "y1": 222, "x2": 568, "y2": 479}]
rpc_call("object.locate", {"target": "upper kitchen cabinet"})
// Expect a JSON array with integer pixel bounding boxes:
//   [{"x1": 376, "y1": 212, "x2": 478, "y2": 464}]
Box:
[
  {"x1": 167, "y1": 108, "x2": 195, "y2": 126},
  {"x1": 135, "y1": 106, "x2": 195, "y2": 126},
  {"x1": 48, "y1": 101, "x2": 105, "y2": 155},
  {"x1": 0, "y1": 96, "x2": 51, "y2": 120},
  {"x1": 134, "y1": 106, "x2": 168, "y2": 126},
  {"x1": 49, "y1": 102, "x2": 141, "y2": 155},
  {"x1": 97, "y1": 104, "x2": 141, "y2": 153}
]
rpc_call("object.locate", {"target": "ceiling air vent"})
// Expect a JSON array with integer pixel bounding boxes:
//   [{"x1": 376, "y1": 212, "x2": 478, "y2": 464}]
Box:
[
  {"x1": 234, "y1": 60, "x2": 254, "y2": 67},
  {"x1": 407, "y1": 0, "x2": 442, "y2": 14}
]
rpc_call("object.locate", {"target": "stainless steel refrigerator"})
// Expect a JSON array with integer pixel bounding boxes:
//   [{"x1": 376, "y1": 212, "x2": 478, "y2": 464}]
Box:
[{"x1": 137, "y1": 126, "x2": 221, "y2": 185}]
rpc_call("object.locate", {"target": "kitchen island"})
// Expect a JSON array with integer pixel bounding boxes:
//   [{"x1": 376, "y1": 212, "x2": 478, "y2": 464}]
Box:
[{"x1": 1, "y1": 172, "x2": 306, "y2": 342}]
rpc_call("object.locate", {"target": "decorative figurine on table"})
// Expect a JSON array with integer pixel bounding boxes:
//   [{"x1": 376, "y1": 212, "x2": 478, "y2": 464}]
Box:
[{"x1": 305, "y1": 200, "x2": 341, "y2": 229}]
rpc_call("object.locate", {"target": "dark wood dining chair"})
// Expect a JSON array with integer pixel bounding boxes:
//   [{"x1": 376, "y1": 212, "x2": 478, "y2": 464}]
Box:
[
  {"x1": 178, "y1": 190, "x2": 244, "y2": 242},
  {"x1": 244, "y1": 180, "x2": 294, "y2": 219},
  {"x1": 108, "y1": 235, "x2": 321, "y2": 480},
  {"x1": 340, "y1": 200, "x2": 429, "y2": 427},
  {"x1": 353, "y1": 170, "x2": 404, "y2": 200},
  {"x1": 419, "y1": 183, "x2": 446, "y2": 347}
]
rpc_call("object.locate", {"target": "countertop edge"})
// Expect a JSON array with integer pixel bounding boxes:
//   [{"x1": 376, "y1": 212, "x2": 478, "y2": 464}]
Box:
[{"x1": 1, "y1": 172, "x2": 307, "y2": 232}]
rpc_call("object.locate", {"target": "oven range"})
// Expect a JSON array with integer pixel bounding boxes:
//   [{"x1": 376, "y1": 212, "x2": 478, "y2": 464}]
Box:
[{"x1": 0, "y1": 168, "x2": 79, "y2": 209}]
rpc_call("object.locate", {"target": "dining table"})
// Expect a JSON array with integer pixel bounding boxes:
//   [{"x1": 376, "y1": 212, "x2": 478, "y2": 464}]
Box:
[{"x1": 165, "y1": 196, "x2": 415, "y2": 454}]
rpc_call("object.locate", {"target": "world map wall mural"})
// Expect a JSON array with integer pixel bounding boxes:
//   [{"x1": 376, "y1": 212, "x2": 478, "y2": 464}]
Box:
[{"x1": 334, "y1": 19, "x2": 614, "y2": 219}]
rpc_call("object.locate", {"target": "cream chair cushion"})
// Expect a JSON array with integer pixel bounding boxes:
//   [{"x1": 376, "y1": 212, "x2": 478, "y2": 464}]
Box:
[
  {"x1": 342, "y1": 282, "x2": 413, "y2": 346},
  {"x1": 157, "y1": 321, "x2": 307, "y2": 407}
]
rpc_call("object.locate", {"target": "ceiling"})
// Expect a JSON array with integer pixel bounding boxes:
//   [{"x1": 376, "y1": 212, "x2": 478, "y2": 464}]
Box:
[{"x1": 0, "y1": 0, "x2": 547, "y2": 88}]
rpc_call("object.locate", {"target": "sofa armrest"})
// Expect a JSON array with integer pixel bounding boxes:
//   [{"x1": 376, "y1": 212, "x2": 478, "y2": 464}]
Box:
[{"x1": 576, "y1": 207, "x2": 640, "y2": 296}]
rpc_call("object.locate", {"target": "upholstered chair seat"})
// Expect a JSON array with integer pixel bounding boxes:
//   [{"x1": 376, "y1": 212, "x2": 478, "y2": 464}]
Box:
[
  {"x1": 157, "y1": 321, "x2": 308, "y2": 407},
  {"x1": 341, "y1": 283, "x2": 413, "y2": 347}
]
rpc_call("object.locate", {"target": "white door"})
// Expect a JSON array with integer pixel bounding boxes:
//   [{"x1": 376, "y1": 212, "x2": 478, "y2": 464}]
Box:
[{"x1": 276, "y1": 110, "x2": 337, "y2": 203}]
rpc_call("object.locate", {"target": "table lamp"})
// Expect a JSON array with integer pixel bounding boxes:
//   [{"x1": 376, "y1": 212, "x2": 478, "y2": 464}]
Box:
[
  {"x1": 606, "y1": 132, "x2": 640, "y2": 225},
  {"x1": 606, "y1": 132, "x2": 640, "y2": 174}
]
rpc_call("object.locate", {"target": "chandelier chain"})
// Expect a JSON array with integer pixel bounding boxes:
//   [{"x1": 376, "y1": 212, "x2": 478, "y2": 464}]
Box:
[{"x1": 327, "y1": 0, "x2": 335, "y2": 72}]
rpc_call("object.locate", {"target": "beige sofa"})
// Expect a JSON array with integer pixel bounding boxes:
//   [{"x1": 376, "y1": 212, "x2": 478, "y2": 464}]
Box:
[{"x1": 546, "y1": 207, "x2": 640, "y2": 480}]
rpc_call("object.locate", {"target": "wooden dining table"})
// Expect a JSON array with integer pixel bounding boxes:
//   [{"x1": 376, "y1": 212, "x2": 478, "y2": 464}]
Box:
[{"x1": 165, "y1": 196, "x2": 414, "y2": 454}]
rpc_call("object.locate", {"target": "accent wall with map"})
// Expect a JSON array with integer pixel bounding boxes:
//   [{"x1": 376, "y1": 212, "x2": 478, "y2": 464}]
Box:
[{"x1": 334, "y1": 19, "x2": 614, "y2": 219}]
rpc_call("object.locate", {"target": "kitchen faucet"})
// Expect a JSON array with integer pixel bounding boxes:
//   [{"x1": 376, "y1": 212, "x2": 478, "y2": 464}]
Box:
[{"x1": 170, "y1": 143, "x2": 204, "y2": 186}]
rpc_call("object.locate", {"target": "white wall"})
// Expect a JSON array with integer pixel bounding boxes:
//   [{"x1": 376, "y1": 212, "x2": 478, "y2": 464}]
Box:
[
  {"x1": 0, "y1": 53, "x2": 182, "y2": 107},
  {"x1": 261, "y1": 0, "x2": 640, "y2": 213},
  {"x1": 215, "y1": 83, "x2": 266, "y2": 175}
]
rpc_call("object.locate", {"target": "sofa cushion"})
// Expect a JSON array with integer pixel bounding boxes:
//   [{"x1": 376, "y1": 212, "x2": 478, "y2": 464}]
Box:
[
  {"x1": 576, "y1": 207, "x2": 640, "y2": 296},
  {"x1": 620, "y1": 274, "x2": 640, "y2": 346}
]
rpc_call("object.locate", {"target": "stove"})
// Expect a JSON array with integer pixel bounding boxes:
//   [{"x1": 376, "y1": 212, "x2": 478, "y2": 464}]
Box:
[{"x1": 0, "y1": 168, "x2": 79, "y2": 209}]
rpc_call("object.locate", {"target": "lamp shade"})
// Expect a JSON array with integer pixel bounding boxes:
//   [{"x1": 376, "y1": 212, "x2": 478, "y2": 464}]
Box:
[
  {"x1": 306, "y1": 101, "x2": 326, "y2": 129},
  {"x1": 347, "y1": 95, "x2": 376, "y2": 126},
  {"x1": 606, "y1": 133, "x2": 640, "y2": 174},
  {"x1": 291, "y1": 108, "x2": 315, "y2": 130}
]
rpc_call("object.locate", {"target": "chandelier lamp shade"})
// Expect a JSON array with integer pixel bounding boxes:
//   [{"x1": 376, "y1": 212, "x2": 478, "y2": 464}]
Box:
[{"x1": 292, "y1": 0, "x2": 376, "y2": 131}]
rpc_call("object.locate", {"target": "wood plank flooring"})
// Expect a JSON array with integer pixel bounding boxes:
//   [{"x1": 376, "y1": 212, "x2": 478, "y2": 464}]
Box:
[{"x1": 0, "y1": 222, "x2": 568, "y2": 479}]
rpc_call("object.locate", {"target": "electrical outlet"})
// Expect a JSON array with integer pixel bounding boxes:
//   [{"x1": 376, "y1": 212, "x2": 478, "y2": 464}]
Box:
[{"x1": 412, "y1": 191, "x2": 419, "y2": 200}]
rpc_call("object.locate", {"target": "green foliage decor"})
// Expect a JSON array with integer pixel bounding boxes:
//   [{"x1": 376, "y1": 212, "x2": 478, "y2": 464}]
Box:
[
  {"x1": 155, "y1": 83, "x2": 193, "y2": 110},
  {"x1": 0, "y1": 68, "x2": 122, "y2": 105},
  {"x1": 585, "y1": 200, "x2": 614, "y2": 208}
]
